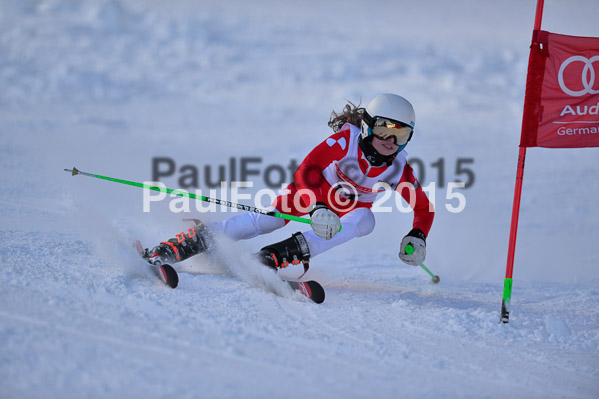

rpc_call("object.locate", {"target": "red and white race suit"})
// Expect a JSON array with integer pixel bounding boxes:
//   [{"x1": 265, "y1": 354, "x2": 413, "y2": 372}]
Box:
[
  {"x1": 276, "y1": 123, "x2": 434, "y2": 235},
  {"x1": 213, "y1": 123, "x2": 434, "y2": 258}
]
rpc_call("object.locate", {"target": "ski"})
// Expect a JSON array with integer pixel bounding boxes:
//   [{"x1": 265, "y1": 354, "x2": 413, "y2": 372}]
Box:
[
  {"x1": 135, "y1": 240, "x2": 179, "y2": 288},
  {"x1": 134, "y1": 241, "x2": 323, "y2": 302},
  {"x1": 285, "y1": 280, "x2": 325, "y2": 304}
]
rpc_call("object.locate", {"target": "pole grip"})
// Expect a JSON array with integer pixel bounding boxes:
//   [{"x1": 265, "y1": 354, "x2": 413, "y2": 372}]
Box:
[{"x1": 402, "y1": 243, "x2": 438, "y2": 283}]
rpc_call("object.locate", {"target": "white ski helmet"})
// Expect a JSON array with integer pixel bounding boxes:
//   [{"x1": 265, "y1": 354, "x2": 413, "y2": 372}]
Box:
[{"x1": 361, "y1": 93, "x2": 416, "y2": 151}]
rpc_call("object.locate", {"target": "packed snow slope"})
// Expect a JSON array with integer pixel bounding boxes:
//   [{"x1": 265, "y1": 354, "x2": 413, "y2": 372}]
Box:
[{"x1": 1, "y1": 1, "x2": 598, "y2": 398}]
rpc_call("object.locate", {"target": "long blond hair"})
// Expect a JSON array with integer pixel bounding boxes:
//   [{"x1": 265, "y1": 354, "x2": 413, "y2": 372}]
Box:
[{"x1": 328, "y1": 100, "x2": 364, "y2": 133}]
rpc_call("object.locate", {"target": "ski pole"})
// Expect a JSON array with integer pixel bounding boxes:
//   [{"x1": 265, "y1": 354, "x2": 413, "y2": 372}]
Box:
[
  {"x1": 405, "y1": 244, "x2": 440, "y2": 283},
  {"x1": 64, "y1": 167, "x2": 342, "y2": 230}
]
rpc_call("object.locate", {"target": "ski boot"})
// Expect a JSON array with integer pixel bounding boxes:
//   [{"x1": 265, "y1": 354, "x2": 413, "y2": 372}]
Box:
[
  {"x1": 143, "y1": 219, "x2": 214, "y2": 266},
  {"x1": 256, "y1": 232, "x2": 325, "y2": 303},
  {"x1": 256, "y1": 232, "x2": 311, "y2": 275}
]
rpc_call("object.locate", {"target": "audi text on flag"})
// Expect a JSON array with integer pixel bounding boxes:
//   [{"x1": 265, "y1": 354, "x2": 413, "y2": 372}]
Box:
[{"x1": 520, "y1": 30, "x2": 599, "y2": 148}]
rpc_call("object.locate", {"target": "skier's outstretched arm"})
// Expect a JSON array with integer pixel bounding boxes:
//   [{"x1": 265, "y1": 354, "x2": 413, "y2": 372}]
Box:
[{"x1": 397, "y1": 164, "x2": 434, "y2": 265}]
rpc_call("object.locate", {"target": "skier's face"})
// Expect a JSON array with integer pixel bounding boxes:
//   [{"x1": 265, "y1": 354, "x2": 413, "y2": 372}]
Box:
[{"x1": 371, "y1": 135, "x2": 400, "y2": 156}]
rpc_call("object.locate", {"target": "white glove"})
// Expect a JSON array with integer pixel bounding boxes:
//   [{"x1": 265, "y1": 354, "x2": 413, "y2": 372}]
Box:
[
  {"x1": 309, "y1": 202, "x2": 340, "y2": 240},
  {"x1": 398, "y1": 229, "x2": 426, "y2": 266}
]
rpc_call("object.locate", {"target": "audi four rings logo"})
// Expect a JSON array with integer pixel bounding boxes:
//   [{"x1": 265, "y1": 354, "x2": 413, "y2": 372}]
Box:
[{"x1": 558, "y1": 55, "x2": 599, "y2": 97}]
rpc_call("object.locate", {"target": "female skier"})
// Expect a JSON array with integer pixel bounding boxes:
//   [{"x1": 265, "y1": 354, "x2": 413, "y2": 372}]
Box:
[{"x1": 143, "y1": 93, "x2": 434, "y2": 274}]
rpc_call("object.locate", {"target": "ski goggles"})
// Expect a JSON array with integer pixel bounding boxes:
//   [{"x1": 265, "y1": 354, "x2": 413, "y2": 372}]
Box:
[{"x1": 371, "y1": 118, "x2": 413, "y2": 145}]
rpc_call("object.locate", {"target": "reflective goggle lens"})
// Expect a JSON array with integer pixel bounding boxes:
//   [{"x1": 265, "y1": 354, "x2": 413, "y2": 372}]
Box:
[{"x1": 371, "y1": 118, "x2": 412, "y2": 145}]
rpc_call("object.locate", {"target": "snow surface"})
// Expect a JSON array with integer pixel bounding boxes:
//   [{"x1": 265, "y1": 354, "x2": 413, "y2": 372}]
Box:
[{"x1": 1, "y1": 0, "x2": 599, "y2": 398}]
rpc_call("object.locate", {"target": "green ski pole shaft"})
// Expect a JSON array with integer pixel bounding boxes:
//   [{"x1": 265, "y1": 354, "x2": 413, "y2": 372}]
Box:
[
  {"x1": 64, "y1": 167, "x2": 339, "y2": 229},
  {"x1": 405, "y1": 243, "x2": 440, "y2": 284}
]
